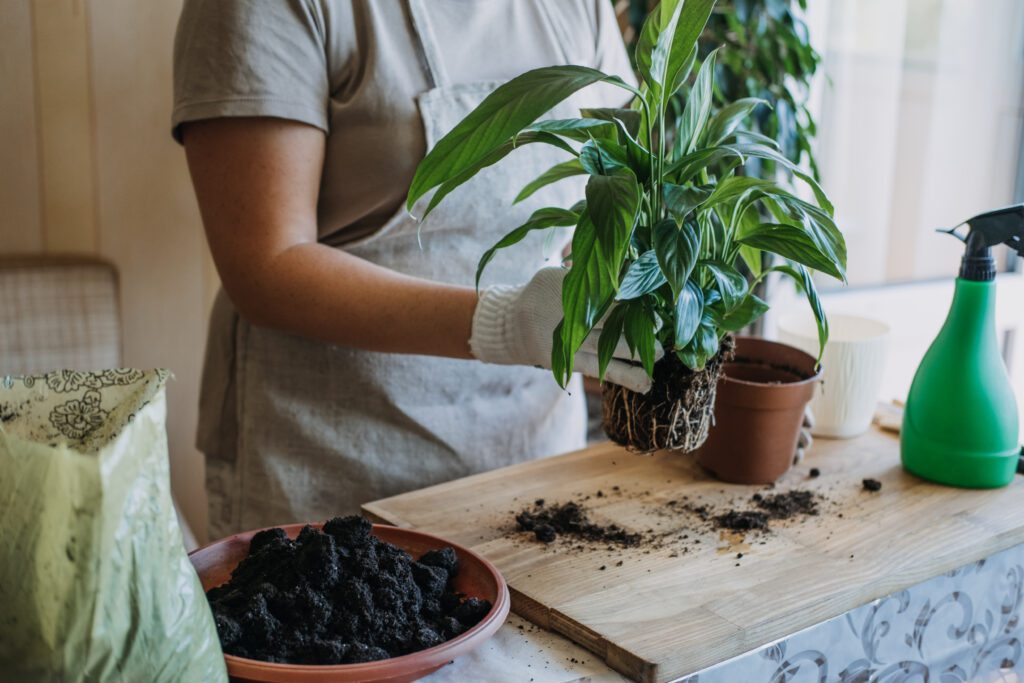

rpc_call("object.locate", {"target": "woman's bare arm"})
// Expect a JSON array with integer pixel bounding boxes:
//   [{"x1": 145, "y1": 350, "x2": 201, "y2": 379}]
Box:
[{"x1": 182, "y1": 117, "x2": 477, "y2": 359}]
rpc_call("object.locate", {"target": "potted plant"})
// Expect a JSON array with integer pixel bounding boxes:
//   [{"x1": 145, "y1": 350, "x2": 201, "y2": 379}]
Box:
[{"x1": 406, "y1": 0, "x2": 845, "y2": 460}]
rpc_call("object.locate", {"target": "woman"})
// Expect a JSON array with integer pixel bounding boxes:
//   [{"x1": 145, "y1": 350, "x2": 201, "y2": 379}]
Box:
[{"x1": 173, "y1": 0, "x2": 646, "y2": 539}]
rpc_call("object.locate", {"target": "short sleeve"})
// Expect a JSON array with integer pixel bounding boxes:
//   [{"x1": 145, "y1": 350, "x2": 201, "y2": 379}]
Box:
[{"x1": 171, "y1": 0, "x2": 330, "y2": 143}]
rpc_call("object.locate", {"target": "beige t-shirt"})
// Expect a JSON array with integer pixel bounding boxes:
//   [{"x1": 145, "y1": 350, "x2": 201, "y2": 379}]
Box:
[{"x1": 172, "y1": 0, "x2": 633, "y2": 245}]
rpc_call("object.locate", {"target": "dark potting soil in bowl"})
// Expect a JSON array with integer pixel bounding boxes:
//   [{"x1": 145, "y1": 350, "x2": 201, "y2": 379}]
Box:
[{"x1": 205, "y1": 516, "x2": 492, "y2": 665}]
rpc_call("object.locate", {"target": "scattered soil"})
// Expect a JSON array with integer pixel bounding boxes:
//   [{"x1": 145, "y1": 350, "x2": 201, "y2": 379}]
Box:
[
  {"x1": 809, "y1": 468, "x2": 820, "y2": 478},
  {"x1": 602, "y1": 336, "x2": 735, "y2": 453},
  {"x1": 754, "y1": 490, "x2": 820, "y2": 519},
  {"x1": 206, "y1": 516, "x2": 491, "y2": 665},
  {"x1": 515, "y1": 501, "x2": 640, "y2": 547},
  {"x1": 862, "y1": 478, "x2": 882, "y2": 492},
  {"x1": 715, "y1": 510, "x2": 769, "y2": 531}
]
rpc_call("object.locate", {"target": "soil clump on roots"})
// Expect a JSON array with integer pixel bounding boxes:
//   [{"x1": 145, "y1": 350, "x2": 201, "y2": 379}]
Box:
[
  {"x1": 206, "y1": 516, "x2": 491, "y2": 665},
  {"x1": 602, "y1": 336, "x2": 735, "y2": 453}
]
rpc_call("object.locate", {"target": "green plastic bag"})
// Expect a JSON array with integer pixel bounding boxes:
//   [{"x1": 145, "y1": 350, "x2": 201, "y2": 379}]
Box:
[{"x1": 0, "y1": 369, "x2": 227, "y2": 682}]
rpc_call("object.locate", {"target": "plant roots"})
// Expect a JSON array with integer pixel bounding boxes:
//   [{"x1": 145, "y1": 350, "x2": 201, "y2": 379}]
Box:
[{"x1": 602, "y1": 336, "x2": 736, "y2": 454}]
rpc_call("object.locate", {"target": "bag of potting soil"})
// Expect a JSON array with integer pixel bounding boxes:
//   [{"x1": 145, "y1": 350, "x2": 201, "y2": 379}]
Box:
[{"x1": 0, "y1": 369, "x2": 227, "y2": 683}]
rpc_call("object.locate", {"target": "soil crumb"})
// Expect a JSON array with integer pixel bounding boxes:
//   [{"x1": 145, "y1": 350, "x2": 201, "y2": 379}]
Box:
[
  {"x1": 715, "y1": 510, "x2": 770, "y2": 532},
  {"x1": 754, "y1": 490, "x2": 820, "y2": 519},
  {"x1": 206, "y1": 516, "x2": 491, "y2": 665},
  {"x1": 862, "y1": 478, "x2": 882, "y2": 492},
  {"x1": 809, "y1": 467, "x2": 820, "y2": 478},
  {"x1": 515, "y1": 500, "x2": 641, "y2": 547}
]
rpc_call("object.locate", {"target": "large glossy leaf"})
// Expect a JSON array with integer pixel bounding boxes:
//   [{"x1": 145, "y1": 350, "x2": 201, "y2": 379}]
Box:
[
  {"x1": 617, "y1": 250, "x2": 666, "y2": 300},
  {"x1": 703, "y1": 98, "x2": 768, "y2": 146},
  {"x1": 737, "y1": 223, "x2": 844, "y2": 280},
  {"x1": 716, "y1": 293, "x2": 769, "y2": 332},
  {"x1": 623, "y1": 301, "x2": 658, "y2": 376},
  {"x1": 421, "y1": 131, "x2": 576, "y2": 219},
  {"x1": 663, "y1": 183, "x2": 712, "y2": 223},
  {"x1": 552, "y1": 213, "x2": 619, "y2": 386},
  {"x1": 674, "y1": 280, "x2": 704, "y2": 348},
  {"x1": 702, "y1": 259, "x2": 747, "y2": 310},
  {"x1": 407, "y1": 65, "x2": 641, "y2": 211},
  {"x1": 514, "y1": 159, "x2": 587, "y2": 204},
  {"x1": 677, "y1": 48, "x2": 720, "y2": 154},
  {"x1": 586, "y1": 174, "x2": 640, "y2": 282},
  {"x1": 475, "y1": 206, "x2": 580, "y2": 288},
  {"x1": 597, "y1": 305, "x2": 628, "y2": 379},
  {"x1": 579, "y1": 138, "x2": 631, "y2": 177},
  {"x1": 523, "y1": 118, "x2": 617, "y2": 142},
  {"x1": 580, "y1": 107, "x2": 643, "y2": 138},
  {"x1": 727, "y1": 142, "x2": 833, "y2": 214},
  {"x1": 652, "y1": 218, "x2": 700, "y2": 302},
  {"x1": 636, "y1": 0, "x2": 717, "y2": 103},
  {"x1": 703, "y1": 176, "x2": 773, "y2": 209},
  {"x1": 772, "y1": 264, "x2": 829, "y2": 363}
]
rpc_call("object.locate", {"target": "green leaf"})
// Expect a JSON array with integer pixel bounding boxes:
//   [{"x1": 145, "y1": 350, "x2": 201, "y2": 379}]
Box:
[
  {"x1": 737, "y1": 223, "x2": 844, "y2": 280},
  {"x1": 476, "y1": 206, "x2": 580, "y2": 289},
  {"x1": 692, "y1": 320, "x2": 720, "y2": 368},
  {"x1": 586, "y1": 174, "x2": 641, "y2": 283},
  {"x1": 597, "y1": 305, "x2": 628, "y2": 379},
  {"x1": 663, "y1": 183, "x2": 712, "y2": 223},
  {"x1": 703, "y1": 98, "x2": 768, "y2": 146},
  {"x1": 728, "y1": 142, "x2": 834, "y2": 215},
  {"x1": 652, "y1": 218, "x2": 700, "y2": 302},
  {"x1": 421, "y1": 131, "x2": 576, "y2": 219},
  {"x1": 702, "y1": 259, "x2": 747, "y2": 310},
  {"x1": 552, "y1": 213, "x2": 619, "y2": 386},
  {"x1": 703, "y1": 176, "x2": 773, "y2": 208},
  {"x1": 514, "y1": 159, "x2": 587, "y2": 204},
  {"x1": 717, "y1": 293, "x2": 769, "y2": 332},
  {"x1": 623, "y1": 302, "x2": 658, "y2": 377},
  {"x1": 739, "y1": 243, "x2": 763, "y2": 276},
  {"x1": 407, "y1": 65, "x2": 641, "y2": 211},
  {"x1": 578, "y1": 138, "x2": 631, "y2": 177},
  {"x1": 674, "y1": 280, "x2": 704, "y2": 348},
  {"x1": 617, "y1": 250, "x2": 666, "y2": 300},
  {"x1": 772, "y1": 264, "x2": 828, "y2": 363},
  {"x1": 523, "y1": 117, "x2": 617, "y2": 142},
  {"x1": 636, "y1": 0, "x2": 717, "y2": 102},
  {"x1": 579, "y1": 108, "x2": 643, "y2": 139},
  {"x1": 678, "y1": 48, "x2": 720, "y2": 154}
]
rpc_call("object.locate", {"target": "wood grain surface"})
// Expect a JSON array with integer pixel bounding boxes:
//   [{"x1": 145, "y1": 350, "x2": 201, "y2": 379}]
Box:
[{"x1": 364, "y1": 428, "x2": 1024, "y2": 682}]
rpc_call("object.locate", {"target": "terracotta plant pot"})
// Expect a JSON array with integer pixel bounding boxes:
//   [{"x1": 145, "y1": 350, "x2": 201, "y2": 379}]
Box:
[
  {"x1": 189, "y1": 523, "x2": 510, "y2": 683},
  {"x1": 602, "y1": 336, "x2": 735, "y2": 453},
  {"x1": 696, "y1": 336, "x2": 821, "y2": 484}
]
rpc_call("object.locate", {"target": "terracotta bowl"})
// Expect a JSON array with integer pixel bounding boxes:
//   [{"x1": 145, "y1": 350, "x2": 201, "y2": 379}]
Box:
[{"x1": 189, "y1": 523, "x2": 510, "y2": 683}]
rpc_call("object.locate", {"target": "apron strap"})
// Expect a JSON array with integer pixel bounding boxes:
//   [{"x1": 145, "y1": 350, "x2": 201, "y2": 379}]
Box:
[{"x1": 407, "y1": 0, "x2": 448, "y2": 88}]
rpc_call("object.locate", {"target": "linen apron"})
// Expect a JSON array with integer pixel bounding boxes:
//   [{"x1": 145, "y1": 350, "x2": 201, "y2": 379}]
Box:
[{"x1": 200, "y1": 0, "x2": 596, "y2": 539}]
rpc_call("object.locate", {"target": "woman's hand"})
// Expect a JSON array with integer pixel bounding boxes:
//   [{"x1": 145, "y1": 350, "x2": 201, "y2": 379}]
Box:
[{"x1": 469, "y1": 268, "x2": 659, "y2": 393}]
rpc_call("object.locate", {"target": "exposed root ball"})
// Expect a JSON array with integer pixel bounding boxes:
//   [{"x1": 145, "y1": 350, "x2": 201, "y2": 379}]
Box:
[{"x1": 602, "y1": 336, "x2": 734, "y2": 453}]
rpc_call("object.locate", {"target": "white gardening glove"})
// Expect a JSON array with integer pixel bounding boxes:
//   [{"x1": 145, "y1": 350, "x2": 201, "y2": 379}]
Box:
[{"x1": 468, "y1": 267, "x2": 661, "y2": 393}]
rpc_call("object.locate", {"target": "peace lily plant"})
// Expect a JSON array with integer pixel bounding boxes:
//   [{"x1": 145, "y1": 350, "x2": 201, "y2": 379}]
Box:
[{"x1": 407, "y1": 0, "x2": 846, "y2": 452}]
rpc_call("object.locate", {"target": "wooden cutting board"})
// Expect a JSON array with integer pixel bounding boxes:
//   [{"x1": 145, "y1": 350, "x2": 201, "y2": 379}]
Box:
[{"x1": 364, "y1": 428, "x2": 1024, "y2": 682}]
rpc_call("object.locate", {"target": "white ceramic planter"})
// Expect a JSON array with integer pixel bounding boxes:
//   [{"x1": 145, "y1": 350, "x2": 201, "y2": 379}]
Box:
[{"x1": 778, "y1": 313, "x2": 890, "y2": 439}]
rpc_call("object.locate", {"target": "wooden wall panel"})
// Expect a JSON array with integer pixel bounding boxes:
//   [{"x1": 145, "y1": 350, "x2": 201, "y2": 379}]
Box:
[
  {"x1": 31, "y1": 0, "x2": 98, "y2": 253},
  {"x1": 87, "y1": 0, "x2": 210, "y2": 541},
  {"x1": 0, "y1": 0, "x2": 43, "y2": 252}
]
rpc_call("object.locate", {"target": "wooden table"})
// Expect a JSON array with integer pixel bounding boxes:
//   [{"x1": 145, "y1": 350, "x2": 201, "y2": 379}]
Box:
[{"x1": 364, "y1": 428, "x2": 1024, "y2": 683}]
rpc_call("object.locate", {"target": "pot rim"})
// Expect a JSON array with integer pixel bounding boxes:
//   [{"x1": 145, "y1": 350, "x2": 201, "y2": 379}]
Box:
[{"x1": 722, "y1": 337, "x2": 822, "y2": 389}]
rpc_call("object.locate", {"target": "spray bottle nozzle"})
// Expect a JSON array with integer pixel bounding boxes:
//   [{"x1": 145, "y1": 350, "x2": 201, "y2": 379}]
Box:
[{"x1": 939, "y1": 204, "x2": 1024, "y2": 281}]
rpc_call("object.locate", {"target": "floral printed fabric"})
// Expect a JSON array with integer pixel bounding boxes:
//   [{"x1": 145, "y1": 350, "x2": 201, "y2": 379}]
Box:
[
  {"x1": 682, "y1": 544, "x2": 1024, "y2": 682},
  {"x1": 0, "y1": 368, "x2": 163, "y2": 452}
]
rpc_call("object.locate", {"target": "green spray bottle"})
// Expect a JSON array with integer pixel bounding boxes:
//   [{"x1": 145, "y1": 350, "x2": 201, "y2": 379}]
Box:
[{"x1": 902, "y1": 204, "x2": 1024, "y2": 488}]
